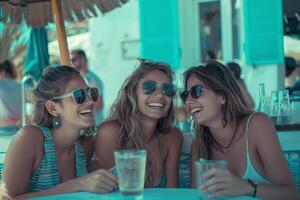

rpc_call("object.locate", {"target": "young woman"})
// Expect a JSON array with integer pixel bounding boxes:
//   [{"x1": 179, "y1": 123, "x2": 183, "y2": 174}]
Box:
[
  {"x1": 181, "y1": 60, "x2": 298, "y2": 199},
  {"x1": 95, "y1": 59, "x2": 183, "y2": 188},
  {"x1": 1, "y1": 66, "x2": 117, "y2": 199}
]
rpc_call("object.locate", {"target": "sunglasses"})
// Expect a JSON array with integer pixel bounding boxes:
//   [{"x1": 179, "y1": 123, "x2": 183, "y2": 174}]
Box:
[
  {"x1": 142, "y1": 81, "x2": 177, "y2": 97},
  {"x1": 138, "y1": 58, "x2": 171, "y2": 67},
  {"x1": 52, "y1": 87, "x2": 99, "y2": 104},
  {"x1": 180, "y1": 84, "x2": 203, "y2": 104}
]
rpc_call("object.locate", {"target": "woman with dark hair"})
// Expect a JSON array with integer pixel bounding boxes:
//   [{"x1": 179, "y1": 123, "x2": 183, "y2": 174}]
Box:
[
  {"x1": 95, "y1": 59, "x2": 183, "y2": 188},
  {"x1": 181, "y1": 60, "x2": 298, "y2": 199},
  {"x1": 1, "y1": 66, "x2": 117, "y2": 199}
]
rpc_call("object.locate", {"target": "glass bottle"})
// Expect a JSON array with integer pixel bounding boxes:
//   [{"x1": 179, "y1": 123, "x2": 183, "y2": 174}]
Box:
[
  {"x1": 257, "y1": 83, "x2": 270, "y2": 115},
  {"x1": 22, "y1": 75, "x2": 36, "y2": 126}
]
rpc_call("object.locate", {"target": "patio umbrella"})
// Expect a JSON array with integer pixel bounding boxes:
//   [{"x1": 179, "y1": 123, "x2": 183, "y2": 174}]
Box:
[
  {"x1": 0, "y1": 0, "x2": 129, "y2": 65},
  {"x1": 25, "y1": 27, "x2": 49, "y2": 80}
]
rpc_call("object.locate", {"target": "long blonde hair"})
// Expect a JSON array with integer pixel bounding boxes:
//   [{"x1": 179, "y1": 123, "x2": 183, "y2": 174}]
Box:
[
  {"x1": 111, "y1": 60, "x2": 176, "y2": 186},
  {"x1": 182, "y1": 60, "x2": 252, "y2": 159}
]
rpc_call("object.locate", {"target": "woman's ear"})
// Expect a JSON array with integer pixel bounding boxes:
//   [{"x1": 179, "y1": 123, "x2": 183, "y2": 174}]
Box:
[{"x1": 45, "y1": 100, "x2": 58, "y2": 117}]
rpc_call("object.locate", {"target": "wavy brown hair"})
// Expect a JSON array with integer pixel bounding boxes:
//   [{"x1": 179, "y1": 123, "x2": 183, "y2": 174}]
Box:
[
  {"x1": 32, "y1": 65, "x2": 81, "y2": 128},
  {"x1": 111, "y1": 60, "x2": 176, "y2": 186},
  {"x1": 182, "y1": 60, "x2": 252, "y2": 159}
]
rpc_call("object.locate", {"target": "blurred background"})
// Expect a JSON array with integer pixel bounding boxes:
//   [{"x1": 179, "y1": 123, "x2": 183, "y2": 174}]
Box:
[{"x1": 0, "y1": 0, "x2": 299, "y2": 119}]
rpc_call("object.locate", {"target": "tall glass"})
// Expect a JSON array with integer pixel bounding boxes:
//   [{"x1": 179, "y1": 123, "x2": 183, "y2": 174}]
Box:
[
  {"x1": 114, "y1": 150, "x2": 147, "y2": 200},
  {"x1": 277, "y1": 90, "x2": 291, "y2": 125},
  {"x1": 195, "y1": 159, "x2": 227, "y2": 200},
  {"x1": 270, "y1": 91, "x2": 279, "y2": 124}
]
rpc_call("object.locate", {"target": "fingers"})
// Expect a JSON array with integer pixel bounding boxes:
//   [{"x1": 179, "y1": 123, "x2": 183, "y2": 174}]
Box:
[
  {"x1": 200, "y1": 169, "x2": 231, "y2": 198},
  {"x1": 97, "y1": 169, "x2": 118, "y2": 188},
  {"x1": 82, "y1": 169, "x2": 119, "y2": 193},
  {"x1": 201, "y1": 168, "x2": 226, "y2": 180}
]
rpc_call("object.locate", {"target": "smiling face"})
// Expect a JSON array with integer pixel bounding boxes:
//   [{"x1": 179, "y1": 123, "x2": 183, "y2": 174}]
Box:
[
  {"x1": 185, "y1": 73, "x2": 224, "y2": 127},
  {"x1": 137, "y1": 69, "x2": 173, "y2": 120},
  {"x1": 54, "y1": 76, "x2": 95, "y2": 129}
]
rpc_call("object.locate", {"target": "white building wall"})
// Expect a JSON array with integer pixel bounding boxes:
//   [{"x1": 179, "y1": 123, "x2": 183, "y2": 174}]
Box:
[{"x1": 88, "y1": 1, "x2": 140, "y2": 118}]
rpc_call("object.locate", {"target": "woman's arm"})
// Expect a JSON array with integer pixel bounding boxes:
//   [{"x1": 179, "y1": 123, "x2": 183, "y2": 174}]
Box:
[
  {"x1": 165, "y1": 128, "x2": 183, "y2": 187},
  {"x1": 1, "y1": 126, "x2": 43, "y2": 199},
  {"x1": 250, "y1": 113, "x2": 299, "y2": 200},
  {"x1": 1, "y1": 126, "x2": 118, "y2": 200},
  {"x1": 13, "y1": 169, "x2": 118, "y2": 200},
  {"x1": 95, "y1": 120, "x2": 121, "y2": 169}
]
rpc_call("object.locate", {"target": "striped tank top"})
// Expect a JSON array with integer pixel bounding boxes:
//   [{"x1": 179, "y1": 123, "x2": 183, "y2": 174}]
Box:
[{"x1": 28, "y1": 126, "x2": 87, "y2": 192}]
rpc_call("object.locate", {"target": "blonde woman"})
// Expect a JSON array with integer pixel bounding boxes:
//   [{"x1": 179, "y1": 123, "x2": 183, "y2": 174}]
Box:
[{"x1": 95, "y1": 59, "x2": 183, "y2": 187}]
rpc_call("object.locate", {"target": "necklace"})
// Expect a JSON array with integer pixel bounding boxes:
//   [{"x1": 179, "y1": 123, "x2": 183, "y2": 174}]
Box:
[{"x1": 211, "y1": 122, "x2": 239, "y2": 153}]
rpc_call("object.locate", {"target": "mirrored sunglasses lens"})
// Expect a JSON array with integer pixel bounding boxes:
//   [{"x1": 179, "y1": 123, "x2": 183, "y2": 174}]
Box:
[
  {"x1": 90, "y1": 87, "x2": 99, "y2": 101},
  {"x1": 191, "y1": 85, "x2": 202, "y2": 99},
  {"x1": 142, "y1": 81, "x2": 156, "y2": 95},
  {"x1": 180, "y1": 91, "x2": 188, "y2": 103},
  {"x1": 162, "y1": 83, "x2": 176, "y2": 97},
  {"x1": 73, "y1": 89, "x2": 85, "y2": 104}
]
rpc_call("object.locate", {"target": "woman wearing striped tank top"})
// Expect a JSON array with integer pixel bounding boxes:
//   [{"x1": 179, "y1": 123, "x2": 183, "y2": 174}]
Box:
[{"x1": 1, "y1": 66, "x2": 117, "y2": 199}]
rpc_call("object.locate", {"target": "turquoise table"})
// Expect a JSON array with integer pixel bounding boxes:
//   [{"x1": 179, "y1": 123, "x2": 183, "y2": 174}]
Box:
[{"x1": 32, "y1": 188, "x2": 259, "y2": 200}]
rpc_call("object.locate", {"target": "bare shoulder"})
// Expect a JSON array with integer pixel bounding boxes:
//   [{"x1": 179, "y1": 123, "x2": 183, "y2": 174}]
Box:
[
  {"x1": 11, "y1": 125, "x2": 44, "y2": 151},
  {"x1": 247, "y1": 112, "x2": 276, "y2": 137},
  {"x1": 96, "y1": 120, "x2": 121, "y2": 139},
  {"x1": 95, "y1": 119, "x2": 121, "y2": 147},
  {"x1": 5, "y1": 125, "x2": 44, "y2": 170}
]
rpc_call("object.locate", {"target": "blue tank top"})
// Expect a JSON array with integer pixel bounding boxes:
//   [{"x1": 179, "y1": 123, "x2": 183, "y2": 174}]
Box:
[
  {"x1": 242, "y1": 113, "x2": 269, "y2": 184},
  {"x1": 28, "y1": 126, "x2": 87, "y2": 192}
]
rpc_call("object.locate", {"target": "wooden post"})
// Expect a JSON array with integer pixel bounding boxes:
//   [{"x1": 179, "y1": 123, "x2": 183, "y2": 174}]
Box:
[{"x1": 51, "y1": 0, "x2": 71, "y2": 66}]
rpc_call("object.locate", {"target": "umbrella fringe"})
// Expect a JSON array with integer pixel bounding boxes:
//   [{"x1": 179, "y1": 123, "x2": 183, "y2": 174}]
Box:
[{"x1": 1, "y1": 0, "x2": 129, "y2": 28}]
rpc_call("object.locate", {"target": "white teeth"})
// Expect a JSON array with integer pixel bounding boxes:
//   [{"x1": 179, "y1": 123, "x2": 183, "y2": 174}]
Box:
[
  {"x1": 80, "y1": 109, "x2": 92, "y2": 114},
  {"x1": 191, "y1": 108, "x2": 202, "y2": 114},
  {"x1": 148, "y1": 103, "x2": 163, "y2": 108}
]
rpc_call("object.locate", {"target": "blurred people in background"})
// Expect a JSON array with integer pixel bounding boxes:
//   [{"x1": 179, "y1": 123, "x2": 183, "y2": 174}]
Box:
[
  {"x1": 284, "y1": 57, "x2": 300, "y2": 94},
  {"x1": 182, "y1": 60, "x2": 298, "y2": 199},
  {"x1": 1, "y1": 66, "x2": 117, "y2": 199},
  {"x1": 71, "y1": 49, "x2": 104, "y2": 126},
  {"x1": 95, "y1": 59, "x2": 183, "y2": 188},
  {"x1": 0, "y1": 60, "x2": 22, "y2": 128},
  {"x1": 227, "y1": 62, "x2": 255, "y2": 110}
]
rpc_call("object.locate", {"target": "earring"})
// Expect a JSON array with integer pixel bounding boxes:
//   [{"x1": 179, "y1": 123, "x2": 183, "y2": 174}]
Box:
[
  {"x1": 221, "y1": 105, "x2": 227, "y2": 127},
  {"x1": 52, "y1": 114, "x2": 61, "y2": 129}
]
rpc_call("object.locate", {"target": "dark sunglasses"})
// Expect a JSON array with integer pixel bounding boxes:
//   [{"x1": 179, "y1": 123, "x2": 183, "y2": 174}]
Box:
[
  {"x1": 52, "y1": 87, "x2": 99, "y2": 104},
  {"x1": 138, "y1": 58, "x2": 171, "y2": 67},
  {"x1": 180, "y1": 84, "x2": 203, "y2": 104},
  {"x1": 142, "y1": 81, "x2": 177, "y2": 97}
]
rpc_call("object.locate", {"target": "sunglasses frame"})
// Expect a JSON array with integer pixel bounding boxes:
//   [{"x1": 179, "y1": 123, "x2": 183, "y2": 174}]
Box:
[
  {"x1": 180, "y1": 84, "x2": 204, "y2": 104},
  {"x1": 138, "y1": 58, "x2": 171, "y2": 68},
  {"x1": 52, "y1": 87, "x2": 99, "y2": 104},
  {"x1": 142, "y1": 80, "x2": 177, "y2": 97}
]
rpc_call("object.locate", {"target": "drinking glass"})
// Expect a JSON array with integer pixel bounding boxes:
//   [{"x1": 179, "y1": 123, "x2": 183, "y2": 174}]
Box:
[
  {"x1": 195, "y1": 159, "x2": 227, "y2": 200},
  {"x1": 277, "y1": 90, "x2": 291, "y2": 125},
  {"x1": 270, "y1": 91, "x2": 279, "y2": 124},
  {"x1": 114, "y1": 150, "x2": 147, "y2": 200}
]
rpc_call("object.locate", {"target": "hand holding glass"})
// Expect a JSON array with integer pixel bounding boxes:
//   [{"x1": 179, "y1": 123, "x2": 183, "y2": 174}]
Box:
[{"x1": 195, "y1": 159, "x2": 228, "y2": 199}]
